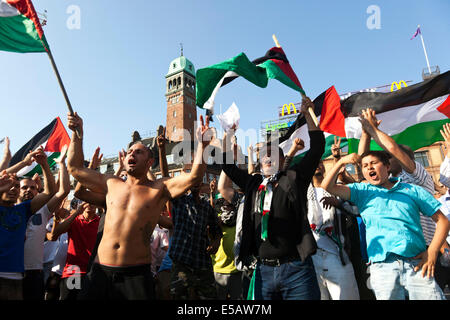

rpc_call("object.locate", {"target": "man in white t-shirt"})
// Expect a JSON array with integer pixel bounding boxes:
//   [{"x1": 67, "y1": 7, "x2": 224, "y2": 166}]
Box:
[
  {"x1": 20, "y1": 153, "x2": 70, "y2": 300},
  {"x1": 307, "y1": 162, "x2": 360, "y2": 300}
]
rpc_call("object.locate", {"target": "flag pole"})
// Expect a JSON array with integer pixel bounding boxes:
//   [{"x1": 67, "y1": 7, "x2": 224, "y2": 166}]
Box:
[
  {"x1": 46, "y1": 50, "x2": 82, "y2": 138},
  {"x1": 272, "y1": 34, "x2": 319, "y2": 127},
  {"x1": 417, "y1": 25, "x2": 432, "y2": 74}
]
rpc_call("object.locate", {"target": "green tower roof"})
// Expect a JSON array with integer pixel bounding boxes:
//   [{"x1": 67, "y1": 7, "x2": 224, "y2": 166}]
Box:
[{"x1": 166, "y1": 56, "x2": 195, "y2": 78}]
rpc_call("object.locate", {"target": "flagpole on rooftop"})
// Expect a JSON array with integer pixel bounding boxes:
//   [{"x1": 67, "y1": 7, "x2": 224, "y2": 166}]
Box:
[
  {"x1": 272, "y1": 34, "x2": 319, "y2": 127},
  {"x1": 418, "y1": 25, "x2": 432, "y2": 74}
]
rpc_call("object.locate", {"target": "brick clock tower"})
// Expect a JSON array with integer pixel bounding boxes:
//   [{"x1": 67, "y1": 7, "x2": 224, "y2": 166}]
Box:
[{"x1": 165, "y1": 53, "x2": 197, "y2": 142}]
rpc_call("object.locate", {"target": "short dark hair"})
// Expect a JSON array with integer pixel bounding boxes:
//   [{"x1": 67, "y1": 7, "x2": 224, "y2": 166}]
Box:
[
  {"x1": 360, "y1": 150, "x2": 391, "y2": 166},
  {"x1": 129, "y1": 141, "x2": 154, "y2": 159}
]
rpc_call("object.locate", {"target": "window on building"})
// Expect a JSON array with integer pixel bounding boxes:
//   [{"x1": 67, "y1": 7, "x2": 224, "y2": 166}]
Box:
[
  {"x1": 173, "y1": 126, "x2": 176, "y2": 133},
  {"x1": 414, "y1": 151, "x2": 430, "y2": 168},
  {"x1": 168, "y1": 81, "x2": 172, "y2": 90},
  {"x1": 177, "y1": 77, "x2": 181, "y2": 86},
  {"x1": 99, "y1": 164, "x2": 108, "y2": 174},
  {"x1": 345, "y1": 164, "x2": 356, "y2": 175},
  {"x1": 173, "y1": 110, "x2": 176, "y2": 117},
  {"x1": 166, "y1": 154, "x2": 174, "y2": 165}
]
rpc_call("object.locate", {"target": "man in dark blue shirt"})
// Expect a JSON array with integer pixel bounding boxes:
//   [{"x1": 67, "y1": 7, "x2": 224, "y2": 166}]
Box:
[{"x1": 0, "y1": 148, "x2": 56, "y2": 300}]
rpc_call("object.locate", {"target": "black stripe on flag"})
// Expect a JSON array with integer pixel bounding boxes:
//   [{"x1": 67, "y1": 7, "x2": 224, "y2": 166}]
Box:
[
  {"x1": 279, "y1": 90, "x2": 327, "y2": 144},
  {"x1": 10, "y1": 118, "x2": 58, "y2": 166},
  {"x1": 341, "y1": 70, "x2": 450, "y2": 117}
]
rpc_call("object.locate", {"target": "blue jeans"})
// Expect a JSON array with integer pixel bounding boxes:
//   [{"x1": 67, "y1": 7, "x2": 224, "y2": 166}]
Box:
[
  {"x1": 253, "y1": 256, "x2": 320, "y2": 300},
  {"x1": 369, "y1": 253, "x2": 445, "y2": 300}
]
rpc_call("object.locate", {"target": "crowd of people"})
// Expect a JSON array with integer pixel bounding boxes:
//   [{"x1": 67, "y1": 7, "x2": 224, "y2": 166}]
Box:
[{"x1": 0, "y1": 97, "x2": 449, "y2": 300}]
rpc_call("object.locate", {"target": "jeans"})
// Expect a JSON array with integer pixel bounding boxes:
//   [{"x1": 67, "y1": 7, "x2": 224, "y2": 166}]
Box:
[
  {"x1": 253, "y1": 256, "x2": 320, "y2": 300},
  {"x1": 312, "y1": 249, "x2": 360, "y2": 300},
  {"x1": 369, "y1": 253, "x2": 445, "y2": 300}
]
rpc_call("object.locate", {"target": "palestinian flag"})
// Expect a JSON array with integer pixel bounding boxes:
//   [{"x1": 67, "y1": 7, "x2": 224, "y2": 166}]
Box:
[
  {"x1": 196, "y1": 47, "x2": 304, "y2": 114},
  {"x1": 343, "y1": 70, "x2": 450, "y2": 153},
  {"x1": 280, "y1": 71, "x2": 450, "y2": 163},
  {"x1": 279, "y1": 86, "x2": 347, "y2": 165},
  {"x1": 10, "y1": 117, "x2": 70, "y2": 177},
  {"x1": 0, "y1": 0, "x2": 49, "y2": 53}
]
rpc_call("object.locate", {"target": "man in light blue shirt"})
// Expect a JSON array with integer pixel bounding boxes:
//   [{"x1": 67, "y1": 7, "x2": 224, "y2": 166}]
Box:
[{"x1": 322, "y1": 150, "x2": 449, "y2": 300}]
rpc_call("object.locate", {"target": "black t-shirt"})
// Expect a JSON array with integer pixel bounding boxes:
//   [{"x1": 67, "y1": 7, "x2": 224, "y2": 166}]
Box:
[{"x1": 254, "y1": 183, "x2": 300, "y2": 260}]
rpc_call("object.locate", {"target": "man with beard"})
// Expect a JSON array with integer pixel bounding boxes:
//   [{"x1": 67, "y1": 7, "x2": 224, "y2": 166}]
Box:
[
  {"x1": 0, "y1": 148, "x2": 56, "y2": 300},
  {"x1": 221, "y1": 98, "x2": 324, "y2": 300},
  {"x1": 66, "y1": 112, "x2": 213, "y2": 300}
]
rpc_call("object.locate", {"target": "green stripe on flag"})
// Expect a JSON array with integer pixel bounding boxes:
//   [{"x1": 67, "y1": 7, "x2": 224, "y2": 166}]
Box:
[
  {"x1": 347, "y1": 119, "x2": 450, "y2": 154},
  {"x1": 22, "y1": 152, "x2": 60, "y2": 177},
  {"x1": 0, "y1": 14, "x2": 47, "y2": 53}
]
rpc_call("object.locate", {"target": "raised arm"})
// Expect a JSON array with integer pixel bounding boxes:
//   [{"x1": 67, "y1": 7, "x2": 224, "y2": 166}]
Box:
[
  {"x1": 282, "y1": 137, "x2": 305, "y2": 171},
  {"x1": 439, "y1": 123, "x2": 450, "y2": 188},
  {"x1": 0, "y1": 137, "x2": 11, "y2": 171},
  {"x1": 67, "y1": 112, "x2": 111, "y2": 193},
  {"x1": 247, "y1": 145, "x2": 255, "y2": 175},
  {"x1": 46, "y1": 146, "x2": 71, "y2": 213},
  {"x1": 49, "y1": 204, "x2": 85, "y2": 240},
  {"x1": 290, "y1": 98, "x2": 325, "y2": 182},
  {"x1": 322, "y1": 153, "x2": 360, "y2": 201},
  {"x1": 73, "y1": 147, "x2": 107, "y2": 208},
  {"x1": 30, "y1": 147, "x2": 57, "y2": 214},
  {"x1": 157, "y1": 127, "x2": 169, "y2": 178},
  {"x1": 217, "y1": 170, "x2": 235, "y2": 204},
  {"x1": 221, "y1": 129, "x2": 252, "y2": 190},
  {"x1": 331, "y1": 136, "x2": 356, "y2": 184},
  {"x1": 162, "y1": 115, "x2": 211, "y2": 199},
  {"x1": 360, "y1": 108, "x2": 415, "y2": 173},
  {"x1": 209, "y1": 177, "x2": 217, "y2": 208}
]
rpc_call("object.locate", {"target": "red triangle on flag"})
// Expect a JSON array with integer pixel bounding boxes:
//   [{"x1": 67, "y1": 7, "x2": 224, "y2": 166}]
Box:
[{"x1": 319, "y1": 86, "x2": 346, "y2": 137}]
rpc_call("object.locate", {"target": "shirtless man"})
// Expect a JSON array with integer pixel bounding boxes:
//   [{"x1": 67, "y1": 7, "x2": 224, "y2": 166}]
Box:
[{"x1": 66, "y1": 112, "x2": 212, "y2": 300}]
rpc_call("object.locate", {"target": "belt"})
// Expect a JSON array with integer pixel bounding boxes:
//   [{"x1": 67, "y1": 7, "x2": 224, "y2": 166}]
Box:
[{"x1": 259, "y1": 255, "x2": 299, "y2": 267}]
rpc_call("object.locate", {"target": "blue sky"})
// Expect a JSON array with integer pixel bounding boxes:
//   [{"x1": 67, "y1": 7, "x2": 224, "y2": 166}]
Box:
[{"x1": 0, "y1": 0, "x2": 449, "y2": 159}]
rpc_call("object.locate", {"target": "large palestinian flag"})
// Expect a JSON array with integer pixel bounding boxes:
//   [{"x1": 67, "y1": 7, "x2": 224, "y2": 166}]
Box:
[
  {"x1": 0, "y1": 0, "x2": 49, "y2": 53},
  {"x1": 10, "y1": 117, "x2": 70, "y2": 177},
  {"x1": 279, "y1": 70, "x2": 450, "y2": 165},
  {"x1": 279, "y1": 86, "x2": 346, "y2": 165},
  {"x1": 196, "y1": 47, "x2": 304, "y2": 114},
  {"x1": 342, "y1": 70, "x2": 450, "y2": 153}
]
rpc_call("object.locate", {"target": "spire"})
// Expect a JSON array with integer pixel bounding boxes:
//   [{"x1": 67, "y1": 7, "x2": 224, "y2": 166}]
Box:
[{"x1": 180, "y1": 43, "x2": 183, "y2": 57}]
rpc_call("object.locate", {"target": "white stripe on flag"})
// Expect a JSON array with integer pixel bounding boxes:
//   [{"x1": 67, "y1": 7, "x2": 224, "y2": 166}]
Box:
[
  {"x1": 279, "y1": 116, "x2": 327, "y2": 157},
  {"x1": 16, "y1": 151, "x2": 52, "y2": 177},
  {"x1": 0, "y1": 1, "x2": 20, "y2": 17},
  {"x1": 203, "y1": 71, "x2": 239, "y2": 113},
  {"x1": 345, "y1": 94, "x2": 449, "y2": 139}
]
